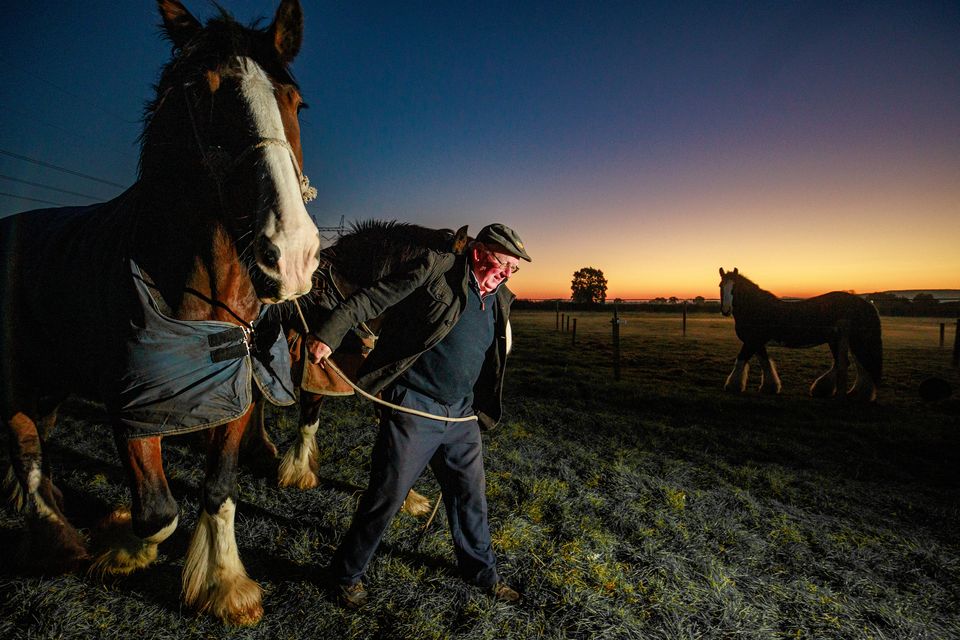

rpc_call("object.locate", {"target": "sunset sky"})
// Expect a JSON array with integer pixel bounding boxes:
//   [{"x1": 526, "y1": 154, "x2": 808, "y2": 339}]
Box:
[{"x1": 1, "y1": 1, "x2": 957, "y2": 299}]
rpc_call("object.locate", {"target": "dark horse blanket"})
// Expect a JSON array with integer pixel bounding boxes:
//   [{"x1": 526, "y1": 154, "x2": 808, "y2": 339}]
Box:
[{"x1": 1, "y1": 204, "x2": 294, "y2": 438}]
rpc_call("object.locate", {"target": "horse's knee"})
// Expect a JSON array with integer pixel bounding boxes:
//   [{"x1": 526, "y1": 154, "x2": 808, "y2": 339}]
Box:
[{"x1": 300, "y1": 392, "x2": 325, "y2": 425}]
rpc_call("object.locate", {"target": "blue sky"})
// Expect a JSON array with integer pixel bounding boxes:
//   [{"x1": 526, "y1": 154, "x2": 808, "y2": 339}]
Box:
[{"x1": 2, "y1": 1, "x2": 958, "y2": 298}]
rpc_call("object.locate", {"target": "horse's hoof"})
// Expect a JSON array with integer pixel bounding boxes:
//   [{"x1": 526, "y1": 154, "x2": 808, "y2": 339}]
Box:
[
  {"x1": 277, "y1": 464, "x2": 319, "y2": 490},
  {"x1": 401, "y1": 490, "x2": 432, "y2": 517},
  {"x1": 88, "y1": 509, "x2": 161, "y2": 577},
  {"x1": 190, "y1": 574, "x2": 264, "y2": 627},
  {"x1": 21, "y1": 515, "x2": 90, "y2": 574}
]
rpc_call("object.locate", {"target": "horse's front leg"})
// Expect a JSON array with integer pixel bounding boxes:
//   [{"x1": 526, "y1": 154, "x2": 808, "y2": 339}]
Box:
[
  {"x1": 756, "y1": 347, "x2": 782, "y2": 394},
  {"x1": 182, "y1": 406, "x2": 263, "y2": 626},
  {"x1": 5, "y1": 410, "x2": 88, "y2": 572},
  {"x1": 278, "y1": 391, "x2": 324, "y2": 489},
  {"x1": 90, "y1": 433, "x2": 178, "y2": 576},
  {"x1": 724, "y1": 345, "x2": 754, "y2": 393}
]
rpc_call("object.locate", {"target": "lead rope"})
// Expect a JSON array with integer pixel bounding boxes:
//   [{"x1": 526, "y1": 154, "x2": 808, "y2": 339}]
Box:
[{"x1": 291, "y1": 299, "x2": 477, "y2": 423}]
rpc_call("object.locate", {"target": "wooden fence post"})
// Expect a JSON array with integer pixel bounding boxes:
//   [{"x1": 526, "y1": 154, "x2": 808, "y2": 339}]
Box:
[
  {"x1": 940, "y1": 322, "x2": 945, "y2": 347},
  {"x1": 560, "y1": 313, "x2": 565, "y2": 333},
  {"x1": 556, "y1": 301, "x2": 560, "y2": 332},
  {"x1": 682, "y1": 300, "x2": 687, "y2": 336},
  {"x1": 612, "y1": 305, "x2": 621, "y2": 381},
  {"x1": 572, "y1": 318, "x2": 577, "y2": 345},
  {"x1": 566, "y1": 315, "x2": 570, "y2": 333},
  {"x1": 953, "y1": 319, "x2": 959, "y2": 367}
]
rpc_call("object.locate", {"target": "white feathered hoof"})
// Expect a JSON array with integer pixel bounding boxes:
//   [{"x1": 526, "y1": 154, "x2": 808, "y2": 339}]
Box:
[
  {"x1": 189, "y1": 570, "x2": 264, "y2": 627},
  {"x1": 401, "y1": 489, "x2": 432, "y2": 517},
  {"x1": 88, "y1": 508, "x2": 174, "y2": 577},
  {"x1": 182, "y1": 499, "x2": 263, "y2": 626},
  {"x1": 277, "y1": 424, "x2": 319, "y2": 490}
]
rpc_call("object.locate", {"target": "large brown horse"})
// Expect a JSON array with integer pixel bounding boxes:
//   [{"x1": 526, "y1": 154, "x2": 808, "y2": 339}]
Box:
[
  {"x1": 718, "y1": 268, "x2": 882, "y2": 401},
  {"x1": 0, "y1": 0, "x2": 320, "y2": 625}
]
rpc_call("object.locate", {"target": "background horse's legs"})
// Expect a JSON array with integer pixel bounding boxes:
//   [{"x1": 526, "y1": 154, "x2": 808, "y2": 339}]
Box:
[
  {"x1": 278, "y1": 391, "x2": 324, "y2": 489},
  {"x1": 90, "y1": 433, "x2": 178, "y2": 576},
  {"x1": 810, "y1": 340, "x2": 841, "y2": 398},
  {"x1": 724, "y1": 345, "x2": 754, "y2": 392},
  {"x1": 5, "y1": 410, "x2": 88, "y2": 572},
  {"x1": 182, "y1": 407, "x2": 263, "y2": 626},
  {"x1": 847, "y1": 356, "x2": 877, "y2": 402},
  {"x1": 756, "y1": 347, "x2": 782, "y2": 394}
]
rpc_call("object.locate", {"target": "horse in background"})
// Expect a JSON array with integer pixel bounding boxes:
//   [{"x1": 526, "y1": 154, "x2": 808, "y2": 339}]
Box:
[
  {"x1": 249, "y1": 221, "x2": 470, "y2": 513},
  {"x1": 718, "y1": 268, "x2": 882, "y2": 401},
  {"x1": 0, "y1": 0, "x2": 319, "y2": 625}
]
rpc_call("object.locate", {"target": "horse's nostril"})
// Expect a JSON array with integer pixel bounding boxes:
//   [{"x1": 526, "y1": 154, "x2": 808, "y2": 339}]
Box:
[{"x1": 258, "y1": 236, "x2": 281, "y2": 268}]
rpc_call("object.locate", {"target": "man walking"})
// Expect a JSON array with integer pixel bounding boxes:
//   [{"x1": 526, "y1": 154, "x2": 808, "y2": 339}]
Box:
[{"x1": 306, "y1": 223, "x2": 530, "y2": 608}]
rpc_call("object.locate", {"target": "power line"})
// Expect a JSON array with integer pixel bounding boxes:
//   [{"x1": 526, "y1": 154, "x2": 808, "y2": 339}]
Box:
[
  {"x1": 0, "y1": 174, "x2": 100, "y2": 200},
  {"x1": 0, "y1": 148, "x2": 126, "y2": 189},
  {"x1": 0, "y1": 192, "x2": 65, "y2": 207}
]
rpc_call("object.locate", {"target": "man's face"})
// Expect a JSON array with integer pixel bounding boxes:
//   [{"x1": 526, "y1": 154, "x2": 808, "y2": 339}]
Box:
[{"x1": 472, "y1": 243, "x2": 520, "y2": 293}]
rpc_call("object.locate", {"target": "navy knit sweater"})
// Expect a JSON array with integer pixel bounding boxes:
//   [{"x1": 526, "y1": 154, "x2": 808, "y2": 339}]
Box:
[{"x1": 400, "y1": 276, "x2": 495, "y2": 405}]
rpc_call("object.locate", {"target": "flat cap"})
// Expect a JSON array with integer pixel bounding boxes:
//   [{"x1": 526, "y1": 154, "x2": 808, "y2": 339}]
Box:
[{"x1": 476, "y1": 223, "x2": 532, "y2": 262}]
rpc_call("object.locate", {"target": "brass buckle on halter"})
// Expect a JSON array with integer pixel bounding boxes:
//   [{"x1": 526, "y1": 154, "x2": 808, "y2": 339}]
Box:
[{"x1": 208, "y1": 325, "x2": 254, "y2": 363}]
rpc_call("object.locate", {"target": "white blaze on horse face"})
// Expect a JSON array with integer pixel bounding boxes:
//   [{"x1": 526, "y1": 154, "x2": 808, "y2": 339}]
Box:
[
  {"x1": 720, "y1": 279, "x2": 735, "y2": 316},
  {"x1": 235, "y1": 57, "x2": 319, "y2": 301}
]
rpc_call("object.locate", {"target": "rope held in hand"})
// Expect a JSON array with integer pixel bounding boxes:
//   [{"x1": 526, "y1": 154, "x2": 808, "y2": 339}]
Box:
[{"x1": 292, "y1": 299, "x2": 478, "y2": 423}]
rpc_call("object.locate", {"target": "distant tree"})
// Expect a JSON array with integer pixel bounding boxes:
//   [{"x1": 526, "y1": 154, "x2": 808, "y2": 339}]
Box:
[
  {"x1": 571, "y1": 267, "x2": 608, "y2": 304},
  {"x1": 868, "y1": 292, "x2": 905, "y2": 302},
  {"x1": 652, "y1": 296, "x2": 667, "y2": 304},
  {"x1": 613, "y1": 297, "x2": 624, "y2": 305},
  {"x1": 694, "y1": 296, "x2": 705, "y2": 305},
  {"x1": 668, "y1": 296, "x2": 679, "y2": 304},
  {"x1": 912, "y1": 292, "x2": 939, "y2": 310}
]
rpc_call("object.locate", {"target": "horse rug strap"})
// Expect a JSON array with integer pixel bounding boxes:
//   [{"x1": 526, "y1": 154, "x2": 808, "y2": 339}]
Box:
[{"x1": 116, "y1": 260, "x2": 295, "y2": 438}]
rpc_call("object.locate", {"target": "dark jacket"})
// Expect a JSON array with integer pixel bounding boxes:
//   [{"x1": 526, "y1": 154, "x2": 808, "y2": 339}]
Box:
[{"x1": 313, "y1": 249, "x2": 515, "y2": 429}]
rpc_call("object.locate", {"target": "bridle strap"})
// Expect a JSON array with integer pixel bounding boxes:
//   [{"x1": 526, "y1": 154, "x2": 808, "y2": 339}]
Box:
[{"x1": 182, "y1": 82, "x2": 317, "y2": 203}]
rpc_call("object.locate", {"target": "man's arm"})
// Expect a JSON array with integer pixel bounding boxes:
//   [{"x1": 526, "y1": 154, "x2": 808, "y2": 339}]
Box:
[{"x1": 307, "y1": 250, "x2": 452, "y2": 362}]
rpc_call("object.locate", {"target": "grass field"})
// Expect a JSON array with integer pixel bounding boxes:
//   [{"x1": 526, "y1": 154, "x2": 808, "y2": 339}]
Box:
[{"x1": 2, "y1": 311, "x2": 959, "y2": 639}]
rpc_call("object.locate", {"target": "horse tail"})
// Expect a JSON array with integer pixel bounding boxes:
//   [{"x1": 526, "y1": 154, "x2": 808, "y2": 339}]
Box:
[{"x1": 851, "y1": 299, "x2": 883, "y2": 385}]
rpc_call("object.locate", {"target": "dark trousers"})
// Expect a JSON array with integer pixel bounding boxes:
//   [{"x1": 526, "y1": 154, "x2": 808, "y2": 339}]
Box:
[{"x1": 329, "y1": 384, "x2": 499, "y2": 588}]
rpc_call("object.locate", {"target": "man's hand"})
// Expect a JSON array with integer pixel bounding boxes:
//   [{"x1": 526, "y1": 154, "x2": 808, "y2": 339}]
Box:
[{"x1": 306, "y1": 334, "x2": 333, "y2": 365}]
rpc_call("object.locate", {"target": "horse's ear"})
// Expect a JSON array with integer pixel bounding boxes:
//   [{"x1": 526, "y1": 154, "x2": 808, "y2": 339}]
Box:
[
  {"x1": 733, "y1": 267, "x2": 738, "y2": 275},
  {"x1": 270, "y1": 0, "x2": 303, "y2": 65},
  {"x1": 158, "y1": 0, "x2": 201, "y2": 50},
  {"x1": 719, "y1": 267, "x2": 725, "y2": 277},
  {"x1": 451, "y1": 226, "x2": 469, "y2": 255}
]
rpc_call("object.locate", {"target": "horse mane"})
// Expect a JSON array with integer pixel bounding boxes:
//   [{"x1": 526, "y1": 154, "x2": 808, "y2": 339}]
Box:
[
  {"x1": 323, "y1": 219, "x2": 454, "y2": 287},
  {"x1": 273, "y1": 219, "x2": 454, "y2": 328},
  {"x1": 732, "y1": 271, "x2": 779, "y2": 305}
]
